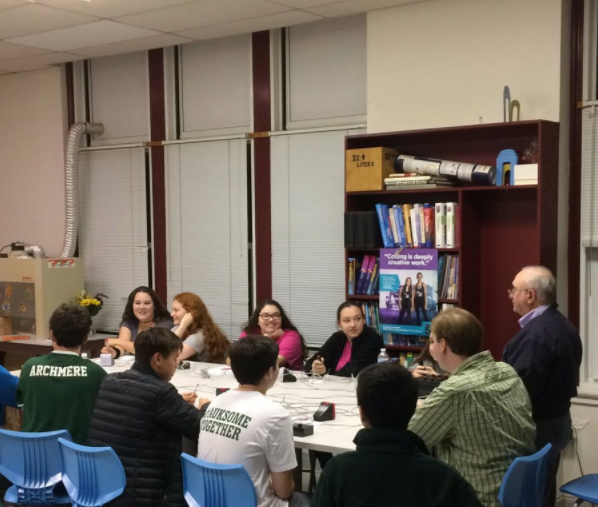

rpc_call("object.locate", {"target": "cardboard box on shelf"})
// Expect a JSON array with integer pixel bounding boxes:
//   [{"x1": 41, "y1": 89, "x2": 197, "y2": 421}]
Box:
[{"x1": 346, "y1": 147, "x2": 398, "y2": 192}]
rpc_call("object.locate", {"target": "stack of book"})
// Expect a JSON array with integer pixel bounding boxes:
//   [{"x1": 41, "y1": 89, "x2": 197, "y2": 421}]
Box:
[
  {"x1": 348, "y1": 255, "x2": 380, "y2": 296},
  {"x1": 375, "y1": 202, "x2": 458, "y2": 248},
  {"x1": 384, "y1": 173, "x2": 456, "y2": 190},
  {"x1": 438, "y1": 254, "x2": 459, "y2": 299}
]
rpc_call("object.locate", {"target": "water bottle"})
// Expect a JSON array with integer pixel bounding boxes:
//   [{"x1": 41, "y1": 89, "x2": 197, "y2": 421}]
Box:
[{"x1": 377, "y1": 348, "x2": 389, "y2": 363}]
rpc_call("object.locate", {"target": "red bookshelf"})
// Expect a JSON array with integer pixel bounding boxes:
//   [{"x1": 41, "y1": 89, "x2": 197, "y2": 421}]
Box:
[{"x1": 345, "y1": 120, "x2": 559, "y2": 359}]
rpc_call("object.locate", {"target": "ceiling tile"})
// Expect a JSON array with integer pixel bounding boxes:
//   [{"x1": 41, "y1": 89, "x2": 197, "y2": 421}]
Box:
[
  {"x1": 6, "y1": 20, "x2": 162, "y2": 52},
  {"x1": 71, "y1": 34, "x2": 193, "y2": 58},
  {"x1": 117, "y1": 0, "x2": 291, "y2": 33},
  {"x1": 0, "y1": 0, "x2": 28, "y2": 11},
  {"x1": 0, "y1": 41, "x2": 51, "y2": 62},
  {"x1": 0, "y1": 51, "x2": 83, "y2": 72},
  {"x1": 306, "y1": 0, "x2": 425, "y2": 17},
  {"x1": 179, "y1": 10, "x2": 321, "y2": 40},
  {"x1": 0, "y1": 3, "x2": 98, "y2": 39},
  {"x1": 34, "y1": 0, "x2": 202, "y2": 20}
]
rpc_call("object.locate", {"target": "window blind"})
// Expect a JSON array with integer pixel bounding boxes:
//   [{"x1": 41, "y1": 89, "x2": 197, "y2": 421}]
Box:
[
  {"x1": 271, "y1": 129, "x2": 363, "y2": 347},
  {"x1": 286, "y1": 15, "x2": 366, "y2": 129},
  {"x1": 581, "y1": 107, "x2": 598, "y2": 247},
  {"x1": 89, "y1": 53, "x2": 149, "y2": 146},
  {"x1": 78, "y1": 148, "x2": 149, "y2": 332},
  {"x1": 166, "y1": 139, "x2": 249, "y2": 340},
  {"x1": 179, "y1": 36, "x2": 251, "y2": 138}
]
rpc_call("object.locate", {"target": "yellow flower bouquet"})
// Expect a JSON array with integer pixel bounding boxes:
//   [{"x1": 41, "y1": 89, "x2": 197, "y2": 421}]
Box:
[{"x1": 73, "y1": 290, "x2": 108, "y2": 317}]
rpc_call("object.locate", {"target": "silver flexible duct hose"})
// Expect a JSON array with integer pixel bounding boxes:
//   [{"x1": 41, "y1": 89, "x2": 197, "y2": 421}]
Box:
[{"x1": 60, "y1": 122, "x2": 104, "y2": 258}]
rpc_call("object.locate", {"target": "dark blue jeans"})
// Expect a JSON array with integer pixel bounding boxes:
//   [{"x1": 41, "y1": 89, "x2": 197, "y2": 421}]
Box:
[{"x1": 535, "y1": 413, "x2": 572, "y2": 507}]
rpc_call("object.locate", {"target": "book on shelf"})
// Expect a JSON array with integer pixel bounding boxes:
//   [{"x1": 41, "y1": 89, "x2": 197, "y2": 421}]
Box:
[
  {"x1": 435, "y1": 202, "x2": 446, "y2": 247},
  {"x1": 409, "y1": 208, "x2": 419, "y2": 247},
  {"x1": 348, "y1": 258, "x2": 357, "y2": 296},
  {"x1": 355, "y1": 255, "x2": 371, "y2": 295},
  {"x1": 388, "y1": 209, "x2": 399, "y2": 246},
  {"x1": 375, "y1": 204, "x2": 395, "y2": 248},
  {"x1": 384, "y1": 176, "x2": 455, "y2": 185},
  {"x1": 345, "y1": 211, "x2": 381, "y2": 248},
  {"x1": 350, "y1": 255, "x2": 380, "y2": 296},
  {"x1": 385, "y1": 182, "x2": 456, "y2": 190},
  {"x1": 446, "y1": 202, "x2": 457, "y2": 248},
  {"x1": 393, "y1": 205, "x2": 407, "y2": 247},
  {"x1": 366, "y1": 258, "x2": 380, "y2": 295},
  {"x1": 402, "y1": 204, "x2": 414, "y2": 247},
  {"x1": 438, "y1": 254, "x2": 459, "y2": 299},
  {"x1": 360, "y1": 301, "x2": 380, "y2": 333},
  {"x1": 423, "y1": 204, "x2": 434, "y2": 248}
]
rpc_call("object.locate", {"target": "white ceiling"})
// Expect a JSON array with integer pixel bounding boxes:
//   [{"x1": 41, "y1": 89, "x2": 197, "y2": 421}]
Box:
[{"x1": 0, "y1": 0, "x2": 426, "y2": 74}]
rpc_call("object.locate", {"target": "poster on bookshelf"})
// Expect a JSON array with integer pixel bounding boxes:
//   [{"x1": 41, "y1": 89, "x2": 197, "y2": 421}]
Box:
[{"x1": 378, "y1": 248, "x2": 438, "y2": 337}]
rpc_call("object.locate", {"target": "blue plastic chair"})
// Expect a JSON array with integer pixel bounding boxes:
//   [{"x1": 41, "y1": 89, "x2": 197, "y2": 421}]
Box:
[
  {"x1": 0, "y1": 428, "x2": 72, "y2": 505},
  {"x1": 498, "y1": 443, "x2": 552, "y2": 507},
  {"x1": 58, "y1": 438, "x2": 126, "y2": 507},
  {"x1": 560, "y1": 474, "x2": 598, "y2": 506},
  {"x1": 181, "y1": 453, "x2": 257, "y2": 507}
]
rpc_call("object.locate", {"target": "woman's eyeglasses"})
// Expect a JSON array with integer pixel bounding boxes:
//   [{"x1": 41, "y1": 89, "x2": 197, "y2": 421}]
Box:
[{"x1": 259, "y1": 313, "x2": 281, "y2": 321}]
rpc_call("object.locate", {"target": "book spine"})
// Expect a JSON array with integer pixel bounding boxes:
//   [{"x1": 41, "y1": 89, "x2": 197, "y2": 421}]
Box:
[
  {"x1": 375, "y1": 203, "x2": 394, "y2": 248},
  {"x1": 455, "y1": 204, "x2": 461, "y2": 248},
  {"x1": 435, "y1": 202, "x2": 446, "y2": 248},
  {"x1": 423, "y1": 203, "x2": 434, "y2": 248},
  {"x1": 363, "y1": 256, "x2": 376, "y2": 294},
  {"x1": 366, "y1": 258, "x2": 379, "y2": 295},
  {"x1": 393, "y1": 205, "x2": 406, "y2": 247},
  {"x1": 364, "y1": 302, "x2": 371, "y2": 326},
  {"x1": 356, "y1": 255, "x2": 371, "y2": 295},
  {"x1": 372, "y1": 266, "x2": 380, "y2": 295},
  {"x1": 402, "y1": 204, "x2": 413, "y2": 247},
  {"x1": 417, "y1": 204, "x2": 426, "y2": 248},
  {"x1": 446, "y1": 202, "x2": 457, "y2": 248},
  {"x1": 410, "y1": 208, "x2": 419, "y2": 247},
  {"x1": 348, "y1": 258, "x2": 356, "y2": 296},
  {"x1": 388, "y1": 208, "x2": 400, "y2": 246}
]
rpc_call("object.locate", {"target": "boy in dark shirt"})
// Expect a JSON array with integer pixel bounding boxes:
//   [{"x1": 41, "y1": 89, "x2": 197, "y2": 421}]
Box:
[{"x1": 312, "y1": 362, "x2": 483, "y2": 507}]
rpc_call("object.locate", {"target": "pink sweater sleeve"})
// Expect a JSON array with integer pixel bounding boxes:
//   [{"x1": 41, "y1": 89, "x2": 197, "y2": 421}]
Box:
[{"x1": 276, "y1": 330, "x2": 303, "y2": 371}]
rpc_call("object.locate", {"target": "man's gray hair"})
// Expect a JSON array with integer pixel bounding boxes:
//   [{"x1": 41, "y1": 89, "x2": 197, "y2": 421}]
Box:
[{"x1": 521, "y1": 266, "x2": 556, "y2": 305}]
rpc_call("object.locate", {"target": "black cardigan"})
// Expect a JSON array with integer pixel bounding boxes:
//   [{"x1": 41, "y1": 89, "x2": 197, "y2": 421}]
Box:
[
  {"x1": 87, "y1": 362, "x2": 207, "y2": 507},
  {"x1": 304, "y1": 325, "x2": 384, "y2": 377}
]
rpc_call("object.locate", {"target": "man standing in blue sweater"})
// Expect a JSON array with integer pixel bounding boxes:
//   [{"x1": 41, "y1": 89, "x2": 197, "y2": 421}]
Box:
[{"x1": 504, "y1": 265, "x2": 582, "y2": 507}]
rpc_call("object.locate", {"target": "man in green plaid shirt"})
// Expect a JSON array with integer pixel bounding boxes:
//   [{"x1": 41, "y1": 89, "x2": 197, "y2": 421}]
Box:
[{"x1": 409, "y1": 308, "x2": 535, "y2": 507}]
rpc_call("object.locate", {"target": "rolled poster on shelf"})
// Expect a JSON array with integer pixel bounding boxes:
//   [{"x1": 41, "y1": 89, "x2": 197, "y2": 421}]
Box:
[{"x1": 394, "y1": 154, "x2": 496, "y2": 185}]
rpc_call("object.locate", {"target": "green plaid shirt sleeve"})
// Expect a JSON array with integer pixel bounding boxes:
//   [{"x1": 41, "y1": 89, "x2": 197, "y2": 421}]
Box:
[{"x1": 408, "y1": 351, "x2": 536, "y2": 507}]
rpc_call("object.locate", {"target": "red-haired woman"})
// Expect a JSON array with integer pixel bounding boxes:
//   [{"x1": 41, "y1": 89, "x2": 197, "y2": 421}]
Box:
[{"x1": 170, "y1": 292, "x2": 229, "y2": 364}]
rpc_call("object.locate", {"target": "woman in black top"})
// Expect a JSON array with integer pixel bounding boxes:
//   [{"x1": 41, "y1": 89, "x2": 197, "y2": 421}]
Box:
[
  {"x1": 398, "y1": 277, "x2": 413, "y2": 324},
  {"x1": 413, "y1": 272, "x2": 429, "y2": 325},
  {"x1": 304, "y1": 302, "x2": 383, "y2": 377}
]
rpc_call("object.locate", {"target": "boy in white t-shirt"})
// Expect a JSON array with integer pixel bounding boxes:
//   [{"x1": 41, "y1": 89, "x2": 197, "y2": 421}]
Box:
[{"x1": 197, "y1": 335, "x2": 311, "y2": 507}]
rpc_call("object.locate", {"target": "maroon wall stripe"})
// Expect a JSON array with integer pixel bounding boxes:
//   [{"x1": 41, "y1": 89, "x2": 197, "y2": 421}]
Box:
[
  {"x1": 148, "y1": 49, "x2": 168, "y2": 301},
  {"x1": 568, "y1": 1, "x2": 583, "y2": 327},
  {"x1": 252, "y1": 31, "x2": 273, "y2": 301},
  {"x1": 65, "y1": 62, "x2": 75, "y2": 129}
]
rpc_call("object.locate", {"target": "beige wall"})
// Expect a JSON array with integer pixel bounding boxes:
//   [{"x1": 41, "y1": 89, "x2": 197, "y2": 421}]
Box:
[
  {"x1": 367, "y1": 0, "x2": 564, "y2": 132},
  {"x1": 0, "y1": 67, "x2": 66, "y2": 259}
]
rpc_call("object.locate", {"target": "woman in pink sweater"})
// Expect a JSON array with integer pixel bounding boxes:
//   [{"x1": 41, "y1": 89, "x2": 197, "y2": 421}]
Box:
[{"x1": 240, "y1": 300, "x2": 306, "y2": 371}]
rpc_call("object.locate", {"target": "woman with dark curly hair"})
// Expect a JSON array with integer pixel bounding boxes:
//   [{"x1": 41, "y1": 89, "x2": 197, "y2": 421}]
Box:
[
  {"x1": 171, "y1": 292, "x2": 229, "y2": 364},
  {"x1": 102, "y1": 286, "x2": 172, "y2": 358},
  {"x1": 241, "y1": 300, "x2": 306, "y2": 371}
]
